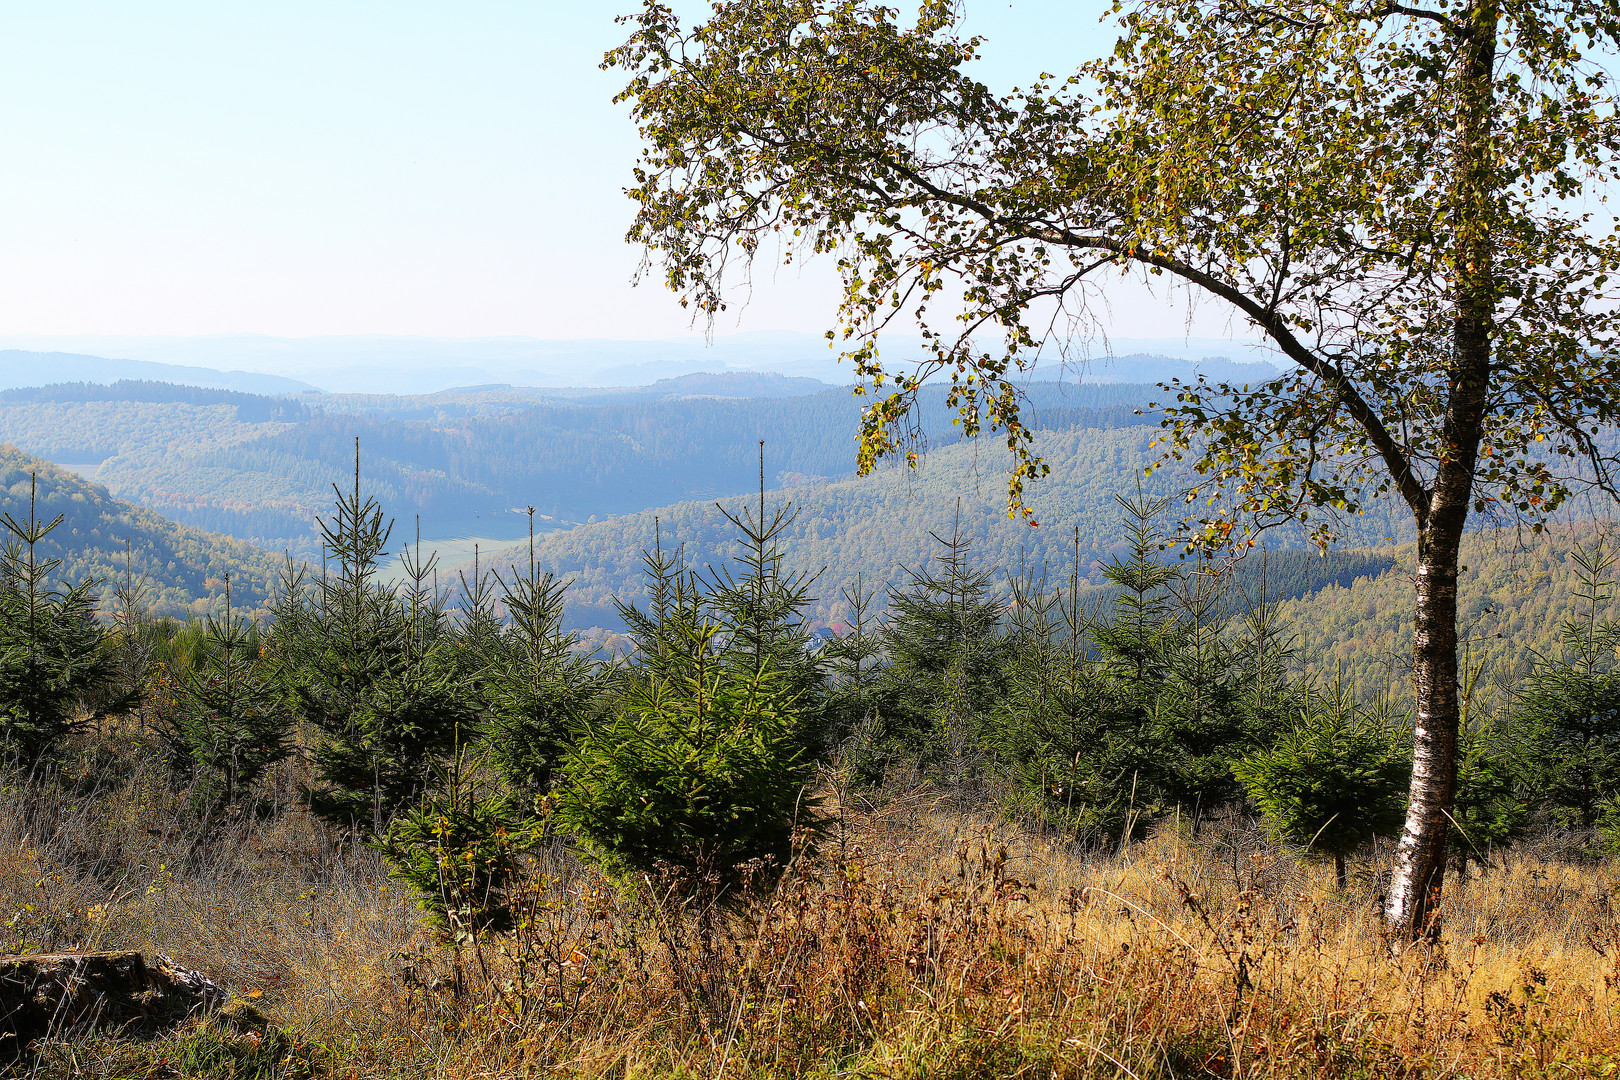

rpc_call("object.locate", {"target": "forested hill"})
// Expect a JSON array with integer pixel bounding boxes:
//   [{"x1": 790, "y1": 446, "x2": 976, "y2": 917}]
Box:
[
  {"x1": 468, "y1": 422, "x2": 1414, "y2": 633},
  {"x1": 193, "y1": 380, "x2": 1153, "y2": 525},
  {"x1": 0, "y1": 445, "x2": 284, "y2": 618},
  {"x1": 303, "y1": 370, "x2": 839, "y2": 419},
  {"x1": 0, "y1": 380, "x2": 308, "y2": 422},
  {"x1": 0, "y1": 378, "x2": 1158, "y2": 554},
  {"x1": 1272, "y1": 520, "x2": 1620, "y2": 699},
  {"x1": 469, "y1": 429, "x2": 1620, "y2": 710}
]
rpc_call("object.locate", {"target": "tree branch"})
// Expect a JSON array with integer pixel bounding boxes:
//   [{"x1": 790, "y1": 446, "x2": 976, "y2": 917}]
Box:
[{"x1": 868, "y1": 157, "x2": 1433, "y2": 521}]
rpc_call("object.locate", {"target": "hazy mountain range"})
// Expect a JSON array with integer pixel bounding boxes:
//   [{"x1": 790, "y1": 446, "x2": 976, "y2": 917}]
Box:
[
  {"x1": 0, "y1": 335, "x2": 1283, "y2": 395},
  {"x1": 0, "y1": 350, "x2": 316, "y2": 395}
]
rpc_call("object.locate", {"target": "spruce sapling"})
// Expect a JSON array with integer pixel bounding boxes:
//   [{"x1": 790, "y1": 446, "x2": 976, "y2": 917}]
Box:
[
  {"x1": 1516, "y1": 536, "x2": 1620, "y2": 843},
  {"x1": 0, "y1": 474, "x2": 117, "y2": 764},
  {"x1": 285, "y1": 442, "x2": 474, "y2": 831},
  {"x1": 154, "y1": 574, "x2": 291, "y2": 810},
  {"x1": 1234, "y1": 676, "x2": 1409, "y2": 889},
  {"x1": 559, "y1": 492, "x2": 822, "y2": 905},
  {"x1": 485, "y1": 507, "x2": 602, "y2": 794}
]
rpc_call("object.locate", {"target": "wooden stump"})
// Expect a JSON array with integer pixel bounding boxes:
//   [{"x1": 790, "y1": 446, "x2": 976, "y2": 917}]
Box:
[{"x1": 0, "y1": 950, "x2": 222, "y2": 1055}]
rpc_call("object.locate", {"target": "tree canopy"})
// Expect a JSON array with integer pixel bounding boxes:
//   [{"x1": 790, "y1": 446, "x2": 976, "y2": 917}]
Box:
[{"x1": 613, "y1": 0, "x2": 1617, "y2": 530}]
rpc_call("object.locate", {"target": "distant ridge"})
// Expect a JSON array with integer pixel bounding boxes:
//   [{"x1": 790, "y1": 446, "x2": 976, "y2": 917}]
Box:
[
  {"x1": 0, "y1": 351, "x2": 318, "y2": 395},
  {"x1": 606, "y1": 370, "x2": 835, "y2": 399},
  {"x1": 0, "y1": 380, "x2": 308, "y2": 422},
  {"x1": 533, "y1": 370, "x2": 836, "y2": 403},
  {"x1": 0, "y1": 333, "x2": 1282, "y2": 394},
  {"x1": 309, "y1": 370, "x2": 837, "y2": 415},
  {"x1": 1075, "y1": 353, "x2": 1282, "y2": 385}
]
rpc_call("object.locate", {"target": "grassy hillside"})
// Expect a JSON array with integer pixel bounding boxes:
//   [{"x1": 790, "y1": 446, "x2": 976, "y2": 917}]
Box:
[
  {"x1": 7, "y1": 758, "x2": 1606, "y2": 1080},
  {"x1": 0, "y1": 444, "x2": 286, "y2": 619}
]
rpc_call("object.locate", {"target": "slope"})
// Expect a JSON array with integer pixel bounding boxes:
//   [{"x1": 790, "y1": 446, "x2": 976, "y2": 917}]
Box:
[
  {"x1": 0, "y1": 379, "x2": 1160, "y2": 555},
  {"x1": 0, "y1": 445, "x2": 286, "y2": 619},
  {"x1": 488, "y1": 443, "x2": 1620, "y2": 715},
  {"x1": 1269, "y1": 519, "x2": 1620, "y2": 700},
  {"x1": 0, "y1": 351, "x2": 315, "y2": 395},
  {"x1": 470, "y1": 422, "x2": 1414, "y2": 632}
]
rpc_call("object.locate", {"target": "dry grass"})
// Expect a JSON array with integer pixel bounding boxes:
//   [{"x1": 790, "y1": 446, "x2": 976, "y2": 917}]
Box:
[{"x1": 5, "y1": 742, "x2": 1620, "y2": 1079}]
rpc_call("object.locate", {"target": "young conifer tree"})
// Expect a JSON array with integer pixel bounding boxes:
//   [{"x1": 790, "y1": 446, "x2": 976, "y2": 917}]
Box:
[
  {"x1": 106, "y1": 537, "x2": 155, "y2": 726},
  {"x1": 1001, "y1": 528, "x2": 1125, "y2": 837},
  {"x1": 1449, "y1": 711, "x2": 1529, "y2": 869},
  {"x1": 881, "y1": 505, "x2": 1009, "y2": 784},
  {"x1": 707, "y1": 443, "x2": 822, "y2": 704},
  {"x1": 1234, "y1": 678, "x2": 1410, "y2": 890},
  {"x1": 455, "y1": 543, "x2": 507, "y2": 680},
  {"x1": 1083, "y1": 490, "x2": 1187, "y2": 817},
  {"x1": 1090, "y1": 492, "x2": 1182, "y2": 691},
  {"x1": 1155, "y1": 555, "x2": 1252, "y2": 810},
  {"x1": 280, "y1": 443, "x2": 474, "y2": 831},
  {"x1": 559, "y1": 500, "x2": 822, "y2": 903},
  {"x1": 156, "y1": 574, "x2": 291, "y2": 809},
  {"x1": 1226, "y1": 557, "x2": 1306, "y2": 757},
  {"x1": 0, "y1": 474, "x2": 116, "y2": 764},
  {"x1": 484, "y1": 508, "x2": 603, "y2": 795},
  {"x1": 379, "y1": 741, "x2": 544, "y2": 941},
  {"x1": 1516, "y1": 536, "x2": 1620, "y2": 840},
  {"x1": 818, "y1": 573, "x2": 888, "y2": 768}
]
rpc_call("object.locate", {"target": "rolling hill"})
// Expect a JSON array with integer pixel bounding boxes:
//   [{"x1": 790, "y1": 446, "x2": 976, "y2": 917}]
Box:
[
  {"x1": 0, "y1": 333, "x2": 1282, "y2": 393},
  {"x1": 0, "y1": 380, "x2": 1608, "y2": 714},
  {"x1": 469, "y1": 437, "x2": 1620, "y2": 719},
  {"x1": 0, "y1": 444, "x2": 286, "y2": 619},
  {"x1": 0, "y1": 351, "x2": 315, "y2": 395},
  {"x1": 0, "y1": 377, "x2": 1161, "y2": 556},
  {"x1": 461, "y1": 420, "x2": 1416, "y2": 633}
]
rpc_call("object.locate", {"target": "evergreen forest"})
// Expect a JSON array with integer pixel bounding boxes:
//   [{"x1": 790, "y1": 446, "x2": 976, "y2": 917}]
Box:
[{"x1": 0, "y1": 375, "x2": 1166, "y2": 555}]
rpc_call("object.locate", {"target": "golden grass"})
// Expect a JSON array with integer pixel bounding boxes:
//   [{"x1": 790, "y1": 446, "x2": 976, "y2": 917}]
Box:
[{"x1": 5, "y1": 750, "x2": 1620, "y2": 1079}]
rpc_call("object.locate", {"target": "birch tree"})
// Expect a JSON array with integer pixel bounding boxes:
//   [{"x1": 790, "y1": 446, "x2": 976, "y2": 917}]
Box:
[{"x1": 607, "y1": 0, "x2": 1620, "y2": 935}]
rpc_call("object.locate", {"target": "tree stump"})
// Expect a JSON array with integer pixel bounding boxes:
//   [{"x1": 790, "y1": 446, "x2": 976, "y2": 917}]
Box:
[{"x1": 0, "y1": 950, "x2": 223, "y2": 1055}]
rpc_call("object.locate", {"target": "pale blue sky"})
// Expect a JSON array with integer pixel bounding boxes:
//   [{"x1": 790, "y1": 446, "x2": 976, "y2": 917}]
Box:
[{"x1": 0, "y1": 2, "x2": 1251, "y2": 345}]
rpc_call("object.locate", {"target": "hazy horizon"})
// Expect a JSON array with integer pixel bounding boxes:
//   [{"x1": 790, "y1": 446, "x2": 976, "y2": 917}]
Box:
[{"x1": 0, "y1": 331, "x2": 1283, "y2": 395}]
